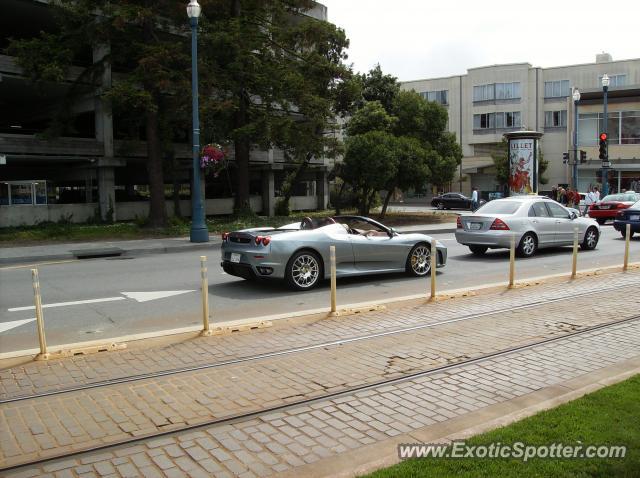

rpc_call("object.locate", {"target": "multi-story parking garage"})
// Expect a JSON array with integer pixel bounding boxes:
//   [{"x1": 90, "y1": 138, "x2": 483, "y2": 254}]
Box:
[{"x1": 0, "y1": 0, "x2": 332, "y2": 227}]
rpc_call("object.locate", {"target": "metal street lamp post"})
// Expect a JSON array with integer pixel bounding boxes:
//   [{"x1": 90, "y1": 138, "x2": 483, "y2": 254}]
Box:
[
  {"x1": 187, "y1": 0, "x2": 208, "y2": 242},
  {"x1": 572, "y1": 88, "x2": 580, "y2": 190},
  {"x1": 601, "y1": 74, "x2": 610, "y2": 196}
]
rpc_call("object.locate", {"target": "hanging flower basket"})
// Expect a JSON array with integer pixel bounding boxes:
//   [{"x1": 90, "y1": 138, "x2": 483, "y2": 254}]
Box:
[{"x1": 200, "y1": 143, "x2": 228, "y2": 178}]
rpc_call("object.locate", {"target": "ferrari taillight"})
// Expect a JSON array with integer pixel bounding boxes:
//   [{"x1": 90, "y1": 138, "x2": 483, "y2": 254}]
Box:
[
  {"x1": 457, "y1": 216, "x2": 462, "y2": 229},
  {"x1": 255, "y1": 235, "x2": 271, "y2": 246},
  {"x1": 222, "y1": 232, "x2": 229, "y2": 241},
  {"x1": 617, "y1": 203, "x2": 627, "y2": 209},
  {"x1": 490, "y1": 218, "x2": 510, "y2": 230}
]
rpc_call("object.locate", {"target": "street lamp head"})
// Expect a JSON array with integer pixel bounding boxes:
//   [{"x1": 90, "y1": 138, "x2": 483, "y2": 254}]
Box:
[
  {"x1": 186, "y1": 0, "x2": 201, "y2": 18},
  {"x1": 572, "y1": 88, "x2": 581, "y2": 102},
  {"x1": 601, "y1": 74, "x2": 610, "y2": 88}
]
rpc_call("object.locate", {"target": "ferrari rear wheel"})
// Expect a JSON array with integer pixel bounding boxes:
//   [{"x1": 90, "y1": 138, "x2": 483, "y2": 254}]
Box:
[
  {"x1": 286, "y1": 250, "x2": 323, "y2": 291},
  {"x1": 406, "y1": 243, "x2": 431, "y2": 277}
]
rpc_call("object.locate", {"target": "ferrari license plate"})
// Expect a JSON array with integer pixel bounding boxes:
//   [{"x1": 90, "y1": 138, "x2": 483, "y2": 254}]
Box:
[
  {"x1": 600, "y1": 205, "x2": 611, "y2": 210},
  {"x1": 630, "y1": 215, "x2": 640, "y2": 221},
  {"x1": 468, "y1": 222, "x2": 482, "y2": 230},
  {"x1": 230, "y1": 253, "x2": 241, "y2": 263}
]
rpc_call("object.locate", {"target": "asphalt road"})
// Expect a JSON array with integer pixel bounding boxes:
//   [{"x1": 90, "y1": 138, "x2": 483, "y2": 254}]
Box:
[{"x1": 1, "y1": 225, "x2": 637, "y2": 354}]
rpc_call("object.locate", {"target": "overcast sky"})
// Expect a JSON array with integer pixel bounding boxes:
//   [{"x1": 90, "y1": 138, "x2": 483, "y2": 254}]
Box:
[{"x1": 320, "y1": 0, "x2": 639, "y2": 81}]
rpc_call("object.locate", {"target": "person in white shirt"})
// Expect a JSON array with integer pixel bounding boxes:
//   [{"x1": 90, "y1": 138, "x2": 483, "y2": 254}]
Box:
[
  {"x1": 471, "y1": 188, "x2": 479, "y2": 211},
  {"x1": 585, "y1": 188, "x2": 597, "y2": 216}
]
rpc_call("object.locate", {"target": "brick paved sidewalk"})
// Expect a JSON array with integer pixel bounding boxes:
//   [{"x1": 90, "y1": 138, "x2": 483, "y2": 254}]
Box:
[
  {"x1": 4, "y1": 307, "x2": 640, "y2": 477},
  {"x1": 1, "y1": 270, "x2": 639, "y2": 474}
]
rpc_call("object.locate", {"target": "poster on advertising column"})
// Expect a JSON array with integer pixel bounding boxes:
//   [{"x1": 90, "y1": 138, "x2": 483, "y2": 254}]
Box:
[{"x1": 508, "y1": 138, "x2": 537, "y2": 195}]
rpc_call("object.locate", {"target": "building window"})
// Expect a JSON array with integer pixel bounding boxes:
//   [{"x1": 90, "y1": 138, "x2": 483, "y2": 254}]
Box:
[
  {"x1": 599, "y1": 74, "x2": 626, "y2": 87},
  {"x1": 473, "y1": 113, "x2": 495, "y2": 129},
  {"x1": 495, "y1": 82, "x2": 521, "y2": 100},
  {"x1": 621, "y1": 111, "x2": 640, "y2": 144},
  {"x1": 495, "y1": 111, "x2": 521, "y2": 129},
  {"x1": 578, "y1": 110, "x2": 640, "y2": 145},
  {"x1": 473, "y1": 84, "x2": 494, "y2": 102},
  {"x1": 544, "y1": 80, "x2": 570, "y2": 98},
  {"x1": 544, "y1": 110, "x2": 567, "y2": 127},
  {"x1": 420, "y1": 90, "x2": 448, "y2": 105},
  {"x1": 4, "y1": 182, "x2": 49, "y2": 205}
]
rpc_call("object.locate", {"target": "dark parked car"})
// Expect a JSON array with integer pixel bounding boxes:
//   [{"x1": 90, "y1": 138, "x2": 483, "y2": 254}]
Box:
[
  {"x1": 613, "y1": 199, "x2": 640, "y2": 238},
  {"x1": 431, "y1": 192, "x2": 471, "y2": 210}
]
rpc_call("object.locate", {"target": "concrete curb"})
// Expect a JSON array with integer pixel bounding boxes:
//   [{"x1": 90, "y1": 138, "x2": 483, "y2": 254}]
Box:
[
  {"x1": 279, "y1": 356, "x2": 640, "y2": 478},
  {"x1": 0, "y1": 242, "x2": 220, "y2": 266}
]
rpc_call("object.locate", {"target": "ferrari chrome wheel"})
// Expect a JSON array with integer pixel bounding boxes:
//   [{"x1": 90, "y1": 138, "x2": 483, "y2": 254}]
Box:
[
  {"x1": 288, "y1": 252, "x2": 321, "y2": 290},
  {"x1": 407, "y1": 244, "x2": 431, "y2": 276}
]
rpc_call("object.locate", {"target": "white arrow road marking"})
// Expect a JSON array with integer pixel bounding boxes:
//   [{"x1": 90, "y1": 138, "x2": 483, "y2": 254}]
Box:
[
  {"x1": 9, "y1": 297, "x2": 125, "y2": 312},
  {"x1": 8, "y1": 290, "x2": 196, "y2": 312},
  {"x1": 0, "y1": 318, "x2": 36, "y2": 334},
  {"x1": 121, "y1": 290, "x2": 195, "y2": 303}
]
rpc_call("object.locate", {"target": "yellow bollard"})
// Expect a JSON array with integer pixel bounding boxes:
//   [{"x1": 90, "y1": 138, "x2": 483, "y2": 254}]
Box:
[
  {"x1": 571, "y1": 227, "x2": 579, "y2": 279},
  {"x1": 623, "y1": 224, "x2": 631, "y2": 271},
  {"x1": 429, "y1": 238, "x2": 437, "y2": 301},
  {"x1": 200, "y1": 256, "x2": 212, "y2": 336},
  {"x1": 330, "y1": 245, "x2": 337, "y2": 315},
  {"x1": 508, "y1": 233, "x2": 515, "y2": 288},
  {"x1": 31, "y1": 269, "x2": 50, "y2": 361}
]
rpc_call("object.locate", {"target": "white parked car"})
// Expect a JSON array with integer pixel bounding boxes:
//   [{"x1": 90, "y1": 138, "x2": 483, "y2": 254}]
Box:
[{"x1": 455, "y1": 196, "x2": 600, "y2": 257}]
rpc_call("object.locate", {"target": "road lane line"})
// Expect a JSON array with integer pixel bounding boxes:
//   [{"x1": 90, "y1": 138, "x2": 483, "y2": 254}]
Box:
[
  {"x1": 8, "y1": 297, "x2": 125, "y2": 312},
  {"x1": 0, "y1": 318, "x2": 36, "y2": 334}
]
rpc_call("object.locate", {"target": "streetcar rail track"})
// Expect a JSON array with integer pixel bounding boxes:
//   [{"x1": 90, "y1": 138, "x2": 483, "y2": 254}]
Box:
[
  {"x1": 3, "y1": 313, "x2": 639, "y2": 473},
  {"x1": 1, "y1": 280, "x2": 638, "y2": 405}
]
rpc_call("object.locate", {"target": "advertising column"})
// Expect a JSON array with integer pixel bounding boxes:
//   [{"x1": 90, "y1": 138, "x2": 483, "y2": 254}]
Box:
[{"x1": 504, "y1": 131, "x2": 544, "y2": 196}]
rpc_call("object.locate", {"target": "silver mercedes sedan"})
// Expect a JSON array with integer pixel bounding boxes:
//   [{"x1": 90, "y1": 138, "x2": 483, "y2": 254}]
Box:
[
  {"x1": 455, "y1": 196, "x2": 600, "y2": 257},
  {"x1": 221, "y1": 215, "x2": 447, "y2": 290}
]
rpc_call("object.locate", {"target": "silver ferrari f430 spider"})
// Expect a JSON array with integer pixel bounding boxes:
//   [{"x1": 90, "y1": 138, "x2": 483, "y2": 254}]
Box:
[{"x1": 221, "y1": 215, "x2": 447, "y2": 290}]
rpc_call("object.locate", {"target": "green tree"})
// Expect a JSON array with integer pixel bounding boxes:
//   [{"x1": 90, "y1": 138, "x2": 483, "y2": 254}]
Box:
[
  {"x1": 357, "y1": 64, "x2": 400, "y2": 112},
  {"x1": 389, "y1": 90, "x2": 462, "y2": 198},
  {"x1": 343, "y1": 131, "x2": 398, "y2": 215},
  {"x1": 340, "y1": 72, "x2": 462, "y2": 217},
  {"x1": 199, "y1": 0, "x2": 355, "y2": 215},
  {"x1": 9, "y1": 0, "x2": 191, "y2": 228}
]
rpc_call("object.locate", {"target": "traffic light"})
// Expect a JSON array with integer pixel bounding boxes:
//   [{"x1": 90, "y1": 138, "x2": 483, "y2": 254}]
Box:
[
  {"x1": 580, "y1": 150, "x2": 587, "y2": 163},
  {"x1": 562, "y1": 152, "x2": 569, "y2": 164},
  {"x1": 598, "y1": 132, "x2": 608, "y2": 160}
]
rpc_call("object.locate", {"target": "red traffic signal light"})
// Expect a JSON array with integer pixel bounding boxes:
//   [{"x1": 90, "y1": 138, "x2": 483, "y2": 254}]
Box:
[{"x1": 598, "y1": 132, "x2": 608, "y2": 160}]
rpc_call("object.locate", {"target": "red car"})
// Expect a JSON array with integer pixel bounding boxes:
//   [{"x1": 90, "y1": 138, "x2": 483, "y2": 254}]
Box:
[{"x1": 588, "y1": 192, "x2": 640, "y2": 224}]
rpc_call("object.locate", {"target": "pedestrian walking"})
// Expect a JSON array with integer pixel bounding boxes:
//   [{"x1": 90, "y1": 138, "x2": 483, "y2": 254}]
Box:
[
  {"x1": 471, "y1": 187, "x2": 479, "y2": 211},
  {"x1": 584, "y1": 188, "x2": 596, "y2": 216},
  {"x1": 558, "y1": 187, "x2": 567, "y2": 205}
]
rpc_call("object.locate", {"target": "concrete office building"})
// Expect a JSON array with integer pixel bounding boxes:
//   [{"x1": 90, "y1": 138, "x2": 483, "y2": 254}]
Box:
[
  {"x1": 401, "y1": 54, "x2": 640, "y2": 197},
  {"x1": 0, "y1": 0, "x2": 331, "y2": 227}
]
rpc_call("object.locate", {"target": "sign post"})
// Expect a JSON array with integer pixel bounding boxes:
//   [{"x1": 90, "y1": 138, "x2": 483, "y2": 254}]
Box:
[{"x1": 504, "y1": 131, "x2": 544, "y2": 197}]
